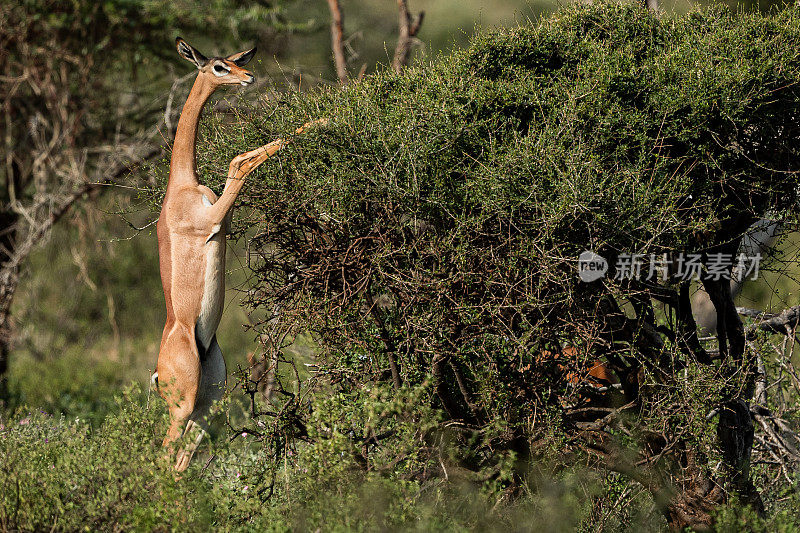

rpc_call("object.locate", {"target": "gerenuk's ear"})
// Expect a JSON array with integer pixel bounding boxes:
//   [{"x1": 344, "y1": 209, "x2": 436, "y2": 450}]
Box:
[
  {"x1": 226, "y1": 47, "x2": 257, "y2": 67},
  {"x1": 176, "y1": 37, "x2": 208, "y2": 68}
]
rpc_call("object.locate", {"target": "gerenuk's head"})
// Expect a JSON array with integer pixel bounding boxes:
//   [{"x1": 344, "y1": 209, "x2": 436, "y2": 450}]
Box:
[{"x1": 175, "y1": 37, "x2": 256, "y2": 87}]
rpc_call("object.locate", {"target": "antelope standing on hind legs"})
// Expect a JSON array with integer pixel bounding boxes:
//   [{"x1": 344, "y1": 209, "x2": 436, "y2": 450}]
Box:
[{"x1": 156, "y1": 38, "x2": 320, "y2": 471}]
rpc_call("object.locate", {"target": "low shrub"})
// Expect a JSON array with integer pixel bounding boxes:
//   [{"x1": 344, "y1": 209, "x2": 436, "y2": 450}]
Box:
[{"x1": 0, "y1": 386, "x2": 672, "y2": 531}]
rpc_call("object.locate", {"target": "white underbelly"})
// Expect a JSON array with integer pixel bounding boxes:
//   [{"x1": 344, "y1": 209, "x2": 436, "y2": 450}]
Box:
[{"x1": 196, "y1": 232, "x2": 226, "y2": 349}]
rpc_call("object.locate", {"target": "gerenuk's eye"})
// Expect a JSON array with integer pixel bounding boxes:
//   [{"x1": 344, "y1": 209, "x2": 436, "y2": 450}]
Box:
[{"x1": 213, "y1": 64, "x2": 229, "y2": 76}]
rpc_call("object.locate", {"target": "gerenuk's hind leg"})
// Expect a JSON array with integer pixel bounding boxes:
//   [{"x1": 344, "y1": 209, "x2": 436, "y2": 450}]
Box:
[
  {"x1": 156, "y1": 324, "x2": 201, "y2": 470},
  {"x1": 174, "y1": 419, "x2": 205, "y2": 472},
  {"x1": 174, "y1": 335, "x2": 227, "y2": 472}
]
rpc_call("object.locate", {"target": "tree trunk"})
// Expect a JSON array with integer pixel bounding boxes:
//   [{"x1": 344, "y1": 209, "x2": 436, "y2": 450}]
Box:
[
  {"x1": 703, "y1": 272, "x2": 764, "y2": 515},
  {"x1": 392, "y1": 0, "x2": 424, "y2": 74},
  {"x1": 0, "y1": 268, "x2": 19, "y2": 406},
  {"x1": 325, "y1": 0, "x2": 349, "y2": 84},
  {"x1": 0, "y1": 327, "x2": 9, "y2": 405},
  {"x1": 0, "y1": 209, "x2": 19, "y2": 406}
]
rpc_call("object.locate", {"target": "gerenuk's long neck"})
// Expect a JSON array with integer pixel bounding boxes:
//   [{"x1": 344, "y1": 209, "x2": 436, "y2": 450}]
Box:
[{"x1": 168, "y1": 74, "x2": 216, "y2": 189}]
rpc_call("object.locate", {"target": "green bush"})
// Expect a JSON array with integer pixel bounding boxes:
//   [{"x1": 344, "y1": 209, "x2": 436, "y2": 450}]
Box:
[
  {"x1": 2, "y1": 386, "x2": 661, "y2": 531},
  {"x1": 0, "y1": 387, "x2": 212, "y2": 531},
  {"x1": 147, "y1": 2, "x2": 800, "y2": 529}
]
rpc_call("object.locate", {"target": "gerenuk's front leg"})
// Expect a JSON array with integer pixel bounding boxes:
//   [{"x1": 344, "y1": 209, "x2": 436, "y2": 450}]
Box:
[
  {"x1": 203, "y1": 119, "x2": 328, "y2": 227},
  {"x1": 202, "y1": 141, "x2": 286, "y2": 227}
]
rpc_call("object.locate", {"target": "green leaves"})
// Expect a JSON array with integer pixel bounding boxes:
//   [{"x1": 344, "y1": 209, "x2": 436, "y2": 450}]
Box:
[
  {"x1": 159, "y1": 5, "x2": 800, "y2": 525},
  {"x1": 204, "y1": 2, "x2": 799, "y2": 255},
  {"x1": 192, "y1": 0, "x2": 800, "y2": 429}
]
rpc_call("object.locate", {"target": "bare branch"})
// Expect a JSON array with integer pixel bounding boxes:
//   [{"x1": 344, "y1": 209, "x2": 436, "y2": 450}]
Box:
[
  {"x1": 165, "y1": 71, "x2": 196, "y2": 133},
  {"x1": 739, "y1": 305, "x2": 800, "y2": 337},
  {"x1": 2, "y1": 142, "x2": 161, "y2": 275}
]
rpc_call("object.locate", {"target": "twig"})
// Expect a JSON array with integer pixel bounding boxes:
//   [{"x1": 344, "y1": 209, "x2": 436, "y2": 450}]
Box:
[{"x1": 165, "y1": 71, "x2": 196, "y2": 132}]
